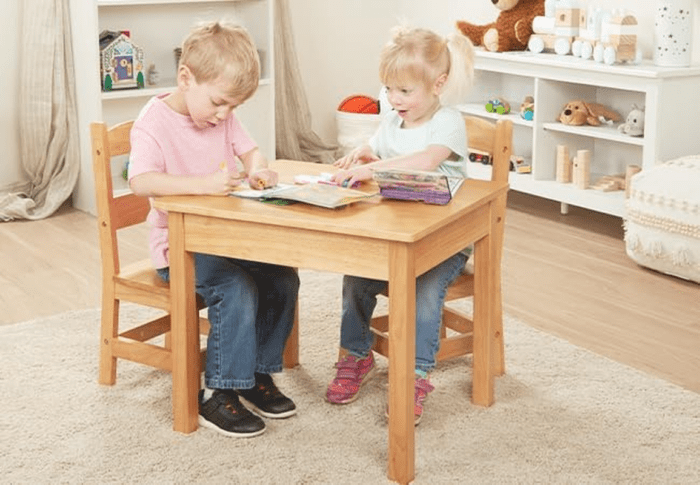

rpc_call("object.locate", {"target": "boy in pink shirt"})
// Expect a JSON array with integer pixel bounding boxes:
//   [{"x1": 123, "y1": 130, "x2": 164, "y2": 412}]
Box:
[{"x1": 128, "y1": 21, "x2": 299, "y2": 438}]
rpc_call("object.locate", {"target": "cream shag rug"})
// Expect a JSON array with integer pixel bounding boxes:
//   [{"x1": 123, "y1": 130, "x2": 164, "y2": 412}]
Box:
[{"x1": 1, "y1": 270, "x2": 699, "y2": 484}]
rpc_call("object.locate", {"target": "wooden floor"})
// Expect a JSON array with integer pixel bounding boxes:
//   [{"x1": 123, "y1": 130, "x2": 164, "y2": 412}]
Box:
[{"x1": 2, "y1": 193, "x2": 699, "y2": 394}]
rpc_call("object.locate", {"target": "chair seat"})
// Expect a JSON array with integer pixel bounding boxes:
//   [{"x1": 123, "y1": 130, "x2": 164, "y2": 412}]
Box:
[{"x1": 116, "y1": 259, "x2": 171, "y2": 311}]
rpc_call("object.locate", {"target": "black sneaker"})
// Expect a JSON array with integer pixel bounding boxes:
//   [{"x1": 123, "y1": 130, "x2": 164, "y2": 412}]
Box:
[
  {"x1": 237, "y1": 373, "x2": 297, "y2": 419},
  {"x1": 198, "y1": 389, "x2": 265, "y2": 438}
]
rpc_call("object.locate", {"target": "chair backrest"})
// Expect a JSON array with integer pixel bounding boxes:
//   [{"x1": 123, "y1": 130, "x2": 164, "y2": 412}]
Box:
[
  {"x1": 464, "y1": 116, "x2": 512, "y2": 276},
  {"x1": 91, "y1": 120, "x2": 150, "y2": 278},
  {"x1": 464, "y1": 115, "x2": 512, "y2": 185}
]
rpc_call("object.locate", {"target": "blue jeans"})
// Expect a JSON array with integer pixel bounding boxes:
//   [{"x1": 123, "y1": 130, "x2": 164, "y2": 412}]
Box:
[
  {"x1": 157, "y1": 253, "x2": 299, "y2": 390},
  {"x1": 339, "y1": 252, "x2": 468, "y2": 373}
]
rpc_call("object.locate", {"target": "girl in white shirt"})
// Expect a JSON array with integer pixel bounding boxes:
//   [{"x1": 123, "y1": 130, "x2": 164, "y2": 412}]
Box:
[{"x1": 327, "y1": 25, "x2": 475, "y2": 426}]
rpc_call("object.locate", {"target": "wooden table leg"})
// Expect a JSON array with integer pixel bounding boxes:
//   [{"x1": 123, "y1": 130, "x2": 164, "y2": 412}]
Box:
[
  {"x1": 472, "y1": 209, "x2": 496, "y2": 407},
  {"x1": 387, "y1": 243, "x2": 415, "y2": 484},
  {"x1": 169, "y1": 212, "x2": 201, "y2": 433},
  {"x1": 283, "y1": 302, "x2": 300, "y2": 368}
]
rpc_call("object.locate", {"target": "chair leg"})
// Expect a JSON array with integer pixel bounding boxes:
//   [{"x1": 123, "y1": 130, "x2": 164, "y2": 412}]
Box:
[
  {"x1": 98, "y1": 297, "x2": 119, "y2": 385},
  {"x1": 492, "y1": 288, "x2": 506, "y2": 376}
]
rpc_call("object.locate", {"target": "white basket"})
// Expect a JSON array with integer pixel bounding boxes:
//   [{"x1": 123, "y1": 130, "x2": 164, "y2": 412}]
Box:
[{"x1": 335, "y1": 111, "x2": 381, "y2": 155}]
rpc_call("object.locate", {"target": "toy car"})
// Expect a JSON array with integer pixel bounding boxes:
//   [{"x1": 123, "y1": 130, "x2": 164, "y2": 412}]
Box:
[
  {"x1": 485, "y1": 98, "x2": 511, "y2": 115},
  {"x1": 468, "y1": 149, "x2": 492, "y2": 165}
]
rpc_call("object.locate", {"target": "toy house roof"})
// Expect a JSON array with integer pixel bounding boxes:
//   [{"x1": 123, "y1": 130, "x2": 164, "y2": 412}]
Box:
[{"x1": 99, "y1": 30, "x2": 142, "y2": 54}]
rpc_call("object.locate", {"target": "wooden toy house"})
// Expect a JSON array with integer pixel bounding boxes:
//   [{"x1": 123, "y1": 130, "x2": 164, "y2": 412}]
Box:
[{"x1": 99, "y1": 30, "x2": 144, "y2": 91}]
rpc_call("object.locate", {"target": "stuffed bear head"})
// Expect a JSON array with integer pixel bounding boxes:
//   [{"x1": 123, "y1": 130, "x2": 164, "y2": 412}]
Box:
[{"x1": 456, "y1": 0, "x2": 545, "y2": 52}]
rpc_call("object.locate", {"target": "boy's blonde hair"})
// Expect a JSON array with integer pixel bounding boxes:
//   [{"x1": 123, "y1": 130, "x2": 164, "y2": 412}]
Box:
[
  {"x1": 179, "y1": 21, "x2": 260, "y2": 102},
  {"x1": 378, "y1": 26, "x2": 474, "y2": 106}
]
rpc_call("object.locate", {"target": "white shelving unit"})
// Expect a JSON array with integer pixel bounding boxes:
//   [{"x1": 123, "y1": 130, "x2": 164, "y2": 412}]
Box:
[
  {"x1": 70, "y1": 0, "x2": 274, "y2": 214},
  {"x1": 460, "y1": 50, "x2": 700, "y2": 217}
]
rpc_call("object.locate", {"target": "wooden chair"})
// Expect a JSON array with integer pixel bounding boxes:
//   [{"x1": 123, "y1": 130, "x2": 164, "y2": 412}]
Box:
[
  {"x1": 368, "y1": 116, "x2": 512, "y2": 376},
  {"x1": 91, "y1": 120, "x2": 210, "y2": 385}
]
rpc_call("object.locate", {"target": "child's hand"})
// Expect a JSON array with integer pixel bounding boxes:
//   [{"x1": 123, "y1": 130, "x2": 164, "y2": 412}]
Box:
[
  {"x1": 211, "y1": 170, "x2": 247, "y2": 195},
  {"x1": 333, "y1": 145, "x2": 379, "y2": 169},
  {"x1": 249, "y1": 169, "x2": 278, "y2": 190},
  {"x1": 331, "y1": 166, "x2": 373, "y2": 188}
]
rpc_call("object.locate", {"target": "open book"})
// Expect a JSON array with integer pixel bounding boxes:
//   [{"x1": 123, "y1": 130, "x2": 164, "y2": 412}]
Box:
[
  {"x1": 372, "y1": 169, "x2": 465, "y2": 205},
  {"x1": 231, "y1": 182, "x2": 376, "y2": 209}
]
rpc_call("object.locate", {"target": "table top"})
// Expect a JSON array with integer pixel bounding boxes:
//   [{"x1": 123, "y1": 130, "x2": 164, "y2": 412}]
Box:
[{"x1": 153, "y1": 160, "x2": 508, "y2": 244}]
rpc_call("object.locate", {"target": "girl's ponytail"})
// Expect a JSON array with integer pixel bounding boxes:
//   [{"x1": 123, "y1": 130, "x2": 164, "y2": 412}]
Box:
[{"x1": 440, "y1": 32, "x2": 475, "y2": 107}]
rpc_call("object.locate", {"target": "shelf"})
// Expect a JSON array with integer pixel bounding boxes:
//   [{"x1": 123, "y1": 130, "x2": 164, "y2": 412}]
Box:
[
  {"x1": 468, "y1": 162, "x2": 624, "y2": 216},
  {"x1": 98, "y1": 0, "x2": 245, "y2": 6},
  {"x1": 456, "y1": 103, "x2": 533, "y2": 128},
  {"x1": 101, "y1": 77, "x2": 271, "y2": 100},
  {"x1": 542, "y1": 122, "x2": 645, "y2": 146},
  {"x1": 462, "y1": 50, "x2": 700, "y2": 218},
  {"x1": 475, "y1": 49, "x2": 700, "y2": 80}
]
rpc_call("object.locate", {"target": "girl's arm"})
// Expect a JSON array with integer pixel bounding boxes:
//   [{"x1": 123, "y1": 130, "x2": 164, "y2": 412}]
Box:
[
  {"x1": 333, "y1": 144, "x2": 380, "y2": 169},
  {"x1": 331, "y1": 144, "x2": 452, "y2": 187},
  {"x1": 239, "y1": 147, "x2": 278, "y2": 189}
]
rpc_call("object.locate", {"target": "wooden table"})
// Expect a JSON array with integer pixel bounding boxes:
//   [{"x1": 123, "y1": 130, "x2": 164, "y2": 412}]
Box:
[{"x1": 153, "y1": 160, "x2": 508, "y2": 484}]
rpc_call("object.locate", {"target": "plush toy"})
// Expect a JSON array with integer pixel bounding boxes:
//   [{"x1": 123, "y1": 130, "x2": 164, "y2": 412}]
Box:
[
  {"x1": 456, "y1": 0, "x2": 545, "y2": 52},
  {"x1": 520, "y1": 95, "x2": 534, "y2": 121},
  {"x1": 558, "y1": 100, "x2": 622, "y2": 126},
  {"x1": 618, "y1": 105, "x2": 645, "y2": 137}
]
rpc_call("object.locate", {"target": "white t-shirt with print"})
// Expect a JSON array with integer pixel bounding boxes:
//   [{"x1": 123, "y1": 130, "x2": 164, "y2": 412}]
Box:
[{"x1": 369, "y1": 106, "x2": 467, "y2": 178}]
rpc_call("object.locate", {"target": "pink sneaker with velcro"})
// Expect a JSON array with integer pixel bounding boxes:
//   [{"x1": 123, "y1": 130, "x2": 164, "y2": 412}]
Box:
[{"x1": 326, "y1": 352, "x2": 376, "y2": 404}]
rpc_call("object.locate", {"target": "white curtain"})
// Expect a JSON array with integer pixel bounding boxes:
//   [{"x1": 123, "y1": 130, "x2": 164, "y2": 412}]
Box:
[
  {"x1": 0, "y1": 0, "x2": 79, "y2": 221},
  {"x1": 274, "y1": 0, "x2": 342, "y2": 164}
]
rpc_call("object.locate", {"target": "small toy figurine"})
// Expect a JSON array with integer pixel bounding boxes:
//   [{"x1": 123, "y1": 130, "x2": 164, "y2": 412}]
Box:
[
  {"x1": 520, "y1": 95, "x2": 534, "y2": 121},
  {"x1": 147, "y1": 64, "x2": 160, "y2": 86},
  {"x1": 618, "y1": 104, "x2": 645, "y2": 137},
  {"x1": 486, "y1": 97, "x2": 511, "y2": 115}
]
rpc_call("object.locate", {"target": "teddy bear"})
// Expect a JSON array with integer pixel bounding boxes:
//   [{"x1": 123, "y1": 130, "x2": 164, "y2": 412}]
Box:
[
  {"x1": 558, "y1": 100, "x2": 622, "y2": 126},
  {"x1": 456, "y1": 0, "x2": 545, "y2": 52}
]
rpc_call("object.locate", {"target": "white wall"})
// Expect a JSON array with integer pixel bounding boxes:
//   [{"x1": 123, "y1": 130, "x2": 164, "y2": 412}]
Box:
[
  {"x1": 1, "y1": 0, "x2": 700, "y2": 194},
  {"x1": 0, "y1": 1, "x2": 23, "y2": 193}
]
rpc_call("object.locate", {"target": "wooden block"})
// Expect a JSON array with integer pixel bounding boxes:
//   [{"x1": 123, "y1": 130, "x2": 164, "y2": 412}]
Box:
[
  {"x1": 572, "y1": 149, "x2": 590, "y2": 189},
  {"x1": 556, "y1": 145, "x2": 572, "y2": 183}
]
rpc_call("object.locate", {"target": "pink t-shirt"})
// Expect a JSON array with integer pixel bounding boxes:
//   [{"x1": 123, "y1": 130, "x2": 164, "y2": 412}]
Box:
[{"x1": 128, "y1": 94, "x2": 257, "y2": 268}]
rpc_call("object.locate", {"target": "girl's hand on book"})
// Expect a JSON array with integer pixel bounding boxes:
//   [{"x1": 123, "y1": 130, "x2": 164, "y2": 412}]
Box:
[{"x1": 332, "y1": 166, "x2": 372, "y2": 188}]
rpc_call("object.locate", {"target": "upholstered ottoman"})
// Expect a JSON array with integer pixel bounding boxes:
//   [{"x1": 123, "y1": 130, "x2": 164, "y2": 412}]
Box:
[{"x1": 624, "y1": 155, "x2": 700, "y2": 283}]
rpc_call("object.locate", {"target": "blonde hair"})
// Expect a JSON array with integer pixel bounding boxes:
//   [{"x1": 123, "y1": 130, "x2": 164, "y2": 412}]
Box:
[
  {"x1": 179, "y1": 21, "x2": 260, "y2": 102},
  {"x1": 378, "y1": 26, "x2": 474, "y2": 106}
]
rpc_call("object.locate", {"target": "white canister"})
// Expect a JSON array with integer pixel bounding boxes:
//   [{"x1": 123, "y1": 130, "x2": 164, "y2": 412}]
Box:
[{"x1": 654, "y1": 0, "x2": 693, "y2": 67}]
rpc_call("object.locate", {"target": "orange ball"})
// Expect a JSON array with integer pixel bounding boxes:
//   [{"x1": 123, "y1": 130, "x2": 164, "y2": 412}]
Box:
[{"x1": 338, "y1": 95, "x2": 379, "y2": 114}]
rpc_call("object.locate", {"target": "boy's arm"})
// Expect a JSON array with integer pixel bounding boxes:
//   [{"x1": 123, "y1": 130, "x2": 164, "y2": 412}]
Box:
[
  {"x1": 239, "y1": 147, "x2": 278, "y2": 189},
  {"x1": 129, "y1": 170, "x2": 239, "y2": 197}
]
